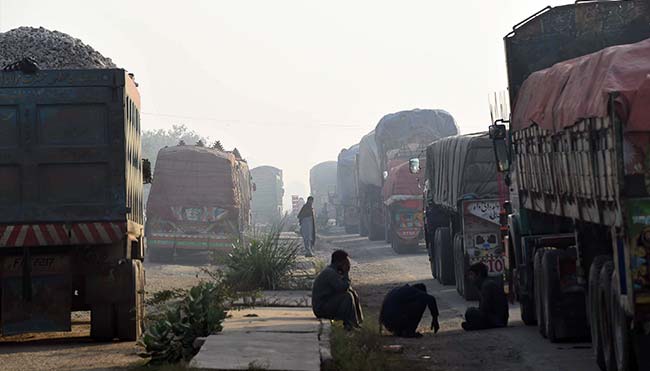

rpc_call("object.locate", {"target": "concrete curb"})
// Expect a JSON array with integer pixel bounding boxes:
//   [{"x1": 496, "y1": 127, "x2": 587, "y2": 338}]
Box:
[{"x1": 318, "y1": 319, "x2": 334, "y2": 370}]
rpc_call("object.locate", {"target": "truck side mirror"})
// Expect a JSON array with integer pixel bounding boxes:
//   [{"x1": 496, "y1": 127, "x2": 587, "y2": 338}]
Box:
[
  {"x1": 409, "y1": 158, "x2": 421, "y2": 174},
  {"x1": 489, "y1": 124, "x2": 507, "y2": 140},
  {"x1": 142, "y1": 159, "x2": 153, "y2": 184},
  {"x1": 489, "y1": 124, "x2": 510, "y2": 172},
  {"x1": 382, "y1": 171, "x2": 389, "y2": 180}
]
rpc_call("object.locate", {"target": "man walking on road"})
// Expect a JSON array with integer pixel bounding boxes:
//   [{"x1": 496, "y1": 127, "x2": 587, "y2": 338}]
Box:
[
  {"x1": 312, "y1": 250, "x2": 364, "y2": 330},
  {"x1": 379, "y1": 283, "x2": 440, "y2": 338},
  {"x1": 298, "y1": 196, "x2": 316, "y2": 257},
  {"x1": 462, "y1": 262, "x2": 509, "y2": 331}
]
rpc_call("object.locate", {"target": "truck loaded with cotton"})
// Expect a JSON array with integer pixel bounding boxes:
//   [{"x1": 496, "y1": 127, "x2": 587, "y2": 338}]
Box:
[
  {"x1": 145, "y1": 144, "x2": 251, "y2": 262},
  {"x1": 422, "y1": 133, "x2": 506, "y2": 299},
  {"x1": 336, "y1": 145, "x2": 360, "y2": 234},
  {"x1": 357, "y1": 109, "x2": 458, "y2": 242},
  {"x1": 251, "y1": 166, "x2": 284, "y2": 227},
  {"x1": 489, "y1": 1, "x2": 650, "y2": 369}
]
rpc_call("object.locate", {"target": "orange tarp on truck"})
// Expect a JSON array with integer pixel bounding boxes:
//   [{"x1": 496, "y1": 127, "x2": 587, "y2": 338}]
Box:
[{"x1": 513, "y1": 37, "x2": 650, "y2": 133}]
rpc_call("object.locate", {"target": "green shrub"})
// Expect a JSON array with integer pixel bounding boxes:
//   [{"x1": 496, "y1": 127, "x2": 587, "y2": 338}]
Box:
[
  {"x1": 225, "y1": 222, "x2": 299, "y2": 291},
  {"x1": 139, "y1": 281, "x2": 230, "y2": 365}
]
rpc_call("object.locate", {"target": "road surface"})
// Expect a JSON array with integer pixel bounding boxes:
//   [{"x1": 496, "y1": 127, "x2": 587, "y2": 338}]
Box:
[{"x1": 320, "y1": 234, "x2": 596, "y2": 371}]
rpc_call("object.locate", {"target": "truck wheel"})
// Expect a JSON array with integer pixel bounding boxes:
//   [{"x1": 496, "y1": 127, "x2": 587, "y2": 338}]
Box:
[
  {"x1": 633, "y1": 331, "x2": 650, "y2": 371},
  {"x1": 598, "y1": 261, "x2": 616, "y2": 371},
  {"x1": 91, "y1": 304, "x2": 115, "y2": 341},
  {"x1": 541, "y1": 249, "x2": 562, "y2": 342},
  {"x1": 453, "y1": 234, "x2": 464, "y2": 296},
  {"x1": 611, "y1": 272, "x2": 634, "y2": 371},
  {"x1": 427, "y1": 238, "x2": 437, "y2": 279},
  {"x1": 359, "y1": 215, "x2": 368, "y2": 237},
  {"x1": 534, "y1": 249, "x2": 547, "y2": 338},
  {"x1": 368, "y1": 222, "x2": 384, "y2": 241},
  {"x1": 589, "y1": 255, "x2": 609, "y2": 371},
  {"x1": 435, "y1": 228, "x2": 455, "y2": 286},
  {"x1": 116, "y1": 260, "x2": 145, "y2": 341},
  {"x1": 520, "y1": 294, "x2": 536, "y2": 326}
]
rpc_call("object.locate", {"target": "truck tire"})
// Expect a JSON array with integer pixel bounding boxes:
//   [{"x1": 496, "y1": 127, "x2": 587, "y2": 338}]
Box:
[
  {"x1": 116, "y1": 260, "x2": 145, "y2": 341},
  {"x1": 541, "y1": 249, "x2": 562, "y2": 342},
  {"x1": 391, "y1": 237, "x2": 412, "y2": 254},
  {"x1": 91, "y1": 304, "x2": 116, "y2": 341},
  {"x1": 520, "y1": 292, "x2": 536, "y2": 326},
  {"x1": 359, "y1": 214, "x2": 368, "y2": 237},
  {"x1": 427, "y1": 237, "x2": 437, "y2": 279},
  {"x1": 368, "y1": 221, "x2": 384, "y2": 241},
  {"x1": 598, "y1": 261, "x2": 616, "y2": 371},
  {"x1": 453, "y1": 234, "x2": 464, "y2": 296},
  {"x1": 633, "y1": 331, "x2": 650, "y2": 371},
  {"x1": 435, "y1": 228, "x2": 455, "y2": 286},
  {"x1": 611, "y1": 272, "x2": 634, "y2": 371},
  {"x1": 534, "y1": 249, "x2": 547, "y2": 338},
  {"x1": 589, "y1": 255, "x2": 609, "y2": 371}
]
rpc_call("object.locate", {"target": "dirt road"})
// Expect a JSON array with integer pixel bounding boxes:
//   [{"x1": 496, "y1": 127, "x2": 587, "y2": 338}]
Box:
[
  {"x1": 319, "y1": 234, "x2": 596, "y2": 371},
  {"x1": 0, "y1": 261, "x2": 206, "y2": 371}
]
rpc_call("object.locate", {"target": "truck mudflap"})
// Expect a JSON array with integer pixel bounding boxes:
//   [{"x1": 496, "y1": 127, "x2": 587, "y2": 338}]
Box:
[
  {"x1": 623, "y1": 199, "x2": 650, "y2": 318},
  {"x1": 1, "y1": 253, "x2": 71, "y2": 335},
  {"x1": 462, "y1": 199, "x2": 505, "y2": 277},
  {"x1": 0, "y1": 223, "x2": 127, "y2": 247}
]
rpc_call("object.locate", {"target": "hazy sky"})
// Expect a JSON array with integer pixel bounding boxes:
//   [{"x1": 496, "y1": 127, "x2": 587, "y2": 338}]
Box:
[{"x1": 1, "y1": 0, "x2": 568, "y2": 209}]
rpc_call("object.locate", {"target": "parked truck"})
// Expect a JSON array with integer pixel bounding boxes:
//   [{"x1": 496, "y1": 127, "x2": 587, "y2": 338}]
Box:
[
  {"x1": 0, "y1": 68, "x2": 149, "y2": 340},
  {"x1": 421, "y1": 133, "x2": 506, "y2": 300},
  {"x1": 251, "y1": 166, "x2": 284, "y2": 227},
  {"x1": 336, "y1": 145, "x2": 360, "y2": 234},
  {"x1": 309, "y1": 161, "x2": 338, "y2": 227},
  {"x1": 146, "y1": 145, "x2": 251, "y2": 262},
  {"x1": 490, "y1": 1, "x2": 650, "y2": 369},
  {"x1": 382, "y1": 156, "x2": 425, "y2": 254},
  {"x1": 374, "y1": 109, "x2": 458, "y2": 243},
  {"x1": 357, "y1": 131, "x2": 382, "y2": 238}
]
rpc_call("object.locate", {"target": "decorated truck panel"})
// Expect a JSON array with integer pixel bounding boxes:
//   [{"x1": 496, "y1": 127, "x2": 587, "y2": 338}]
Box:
[
  {"x1": 424, "y1": 132, "x2": 505, "y2": 299},
  {"x1": 146, "y1": 145, "x2": 251, "y2": 261},
  {"x1": 0, "y1": 68, "x2": 146, "y2": 340},
  {"x1": 382, "y1": 160, "x2": 424, "y2": 253}
]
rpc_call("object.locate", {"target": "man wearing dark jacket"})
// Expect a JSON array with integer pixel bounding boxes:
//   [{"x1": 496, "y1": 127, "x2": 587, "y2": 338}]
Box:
[
  {"x1": 379, "y1": 283, "x2": 440, "y2": 338},
  {"x1": 462, "y1": 262, "x2": 509, "y2": 331},
  {"x1": 312, "y1": 250, "x2": 363, "y2": 330}
]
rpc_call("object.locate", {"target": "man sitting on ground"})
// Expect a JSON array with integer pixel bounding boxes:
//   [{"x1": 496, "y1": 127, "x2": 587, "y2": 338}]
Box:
[
  {"x1": 312, "y1": 250, "x2": 363, "y2": 330},
  {"x1": 462, "y1": 262, "x2": 509, "y2": 331},
  {"x1": 379, "y1": 283, "x2": 440, "y2": 338}
]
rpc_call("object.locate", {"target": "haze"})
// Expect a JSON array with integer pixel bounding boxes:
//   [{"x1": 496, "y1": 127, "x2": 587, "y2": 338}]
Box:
[{"x1": 0, "y1": 0, "x2": 567, "y2": 209}]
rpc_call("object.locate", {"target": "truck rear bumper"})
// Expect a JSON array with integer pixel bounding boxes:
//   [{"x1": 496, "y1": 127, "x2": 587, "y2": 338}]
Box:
[
  {"x1": 147, "y1": 234, "x2": 234, "y2": 251},
  {"x1": 0, "y1": 222, "x2": 129, "y2": 248}
]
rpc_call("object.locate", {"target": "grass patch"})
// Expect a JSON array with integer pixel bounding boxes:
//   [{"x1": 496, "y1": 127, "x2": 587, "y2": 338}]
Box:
[
  {"x1": 223, "y1": 221, "x2": 299, "y2": 291},
  {"x1": 328, "y1": 315, "x2": 393, "y2": 371}
]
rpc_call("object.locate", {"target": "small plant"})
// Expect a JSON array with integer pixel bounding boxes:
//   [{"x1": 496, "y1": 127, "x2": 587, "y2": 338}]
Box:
[
  {"x1": 139, "y1": 281, "x2": 230, "y2": 365},
  {"x1": 224, "y1": 221, "x2": 299, "y2": 291}
]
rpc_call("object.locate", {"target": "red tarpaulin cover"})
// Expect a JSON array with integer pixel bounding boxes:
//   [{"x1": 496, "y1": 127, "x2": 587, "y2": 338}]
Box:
[{"x1": 512, "y1": 38, "x2": 650, "y2": 133}]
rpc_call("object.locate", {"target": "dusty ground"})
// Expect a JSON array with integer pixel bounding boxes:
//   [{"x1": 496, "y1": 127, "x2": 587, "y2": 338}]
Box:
[
  {"x1": 0, "y1": 260, "x2": 206, "y2": 371},
  {"x1": 0, "y1": 234, "x2": 597, "y2": 371},
  {"x1": 320, "y1": 235, "x2": 596, "y2": 371}
]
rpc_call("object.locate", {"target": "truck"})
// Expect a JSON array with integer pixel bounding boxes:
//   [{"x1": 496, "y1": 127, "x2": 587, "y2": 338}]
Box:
[
  {"x1": 309, "y1": 161, "x2": 338, "y2": 227},
  {"x1": 336, "y1": 145, "x2": 360, "y2": 234},
  {"x1": 489, "y1": 1, "x2": 650, "y2": 369},
  {"x1": 0, "y1": 68, "x2": 149, "y2": 340},
  {"x1": 357, "y1": 131, "x2": 382, "y2": 238},
  {"x1": 382, "y1": 156, "x2": 425, "y2": 254},
  {"x1": 251, "y1": 166, "x2": 284, "y2": 227},
  {"x1": 421, "y1": 133, "x2": 506, "y2": 300},
  {"x1": 374, "y1": 109, "x2": 458, "y2": 243},
  {"x1": 146, "y1": 144, "x2": 251, "y2": 262}
]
